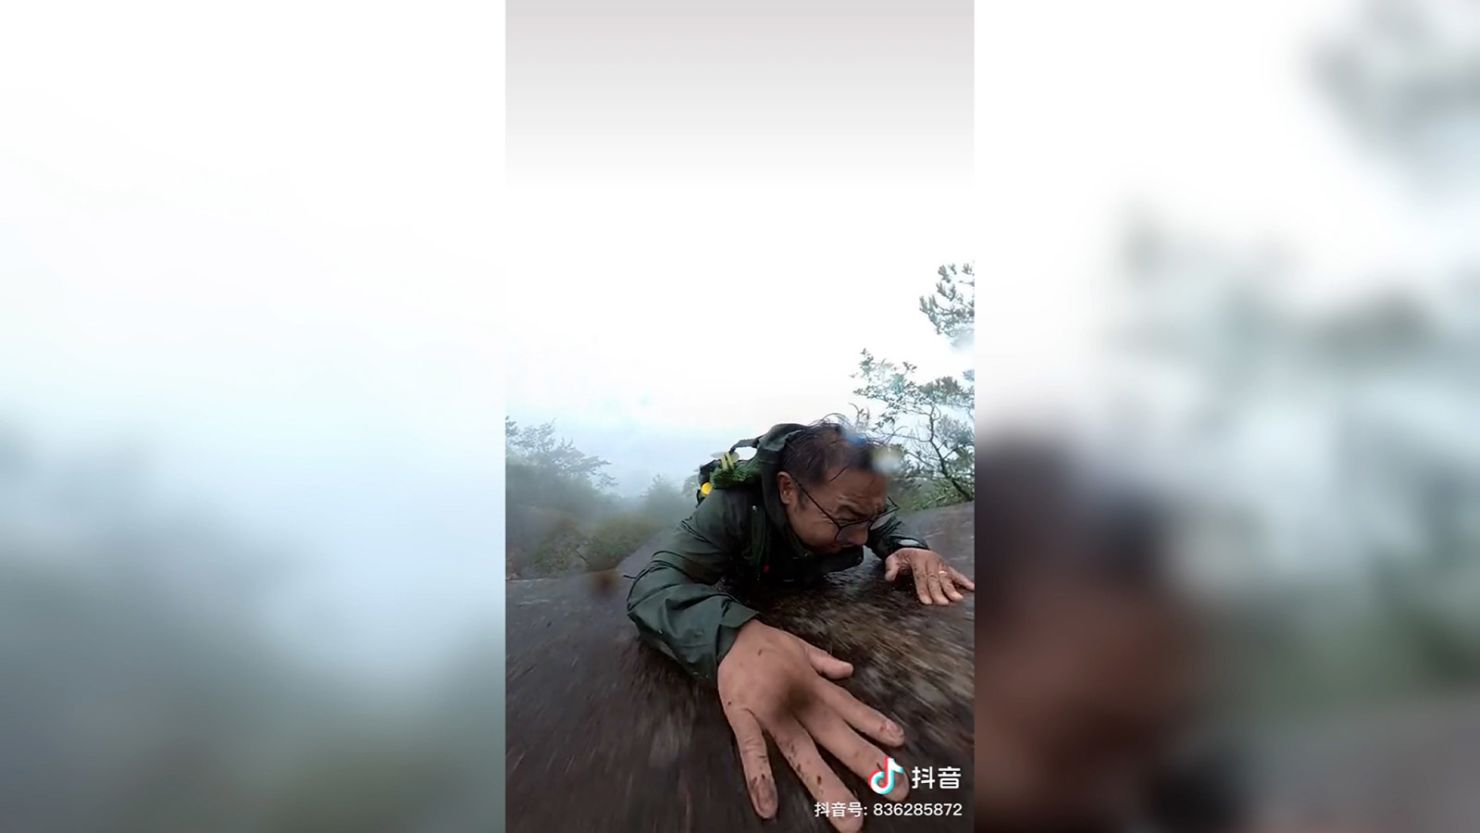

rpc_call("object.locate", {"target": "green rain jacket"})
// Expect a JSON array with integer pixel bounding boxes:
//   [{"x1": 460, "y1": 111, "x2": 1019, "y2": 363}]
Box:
[{"x1": 625, "y1": 423, "x2": 930, "y2": 683}]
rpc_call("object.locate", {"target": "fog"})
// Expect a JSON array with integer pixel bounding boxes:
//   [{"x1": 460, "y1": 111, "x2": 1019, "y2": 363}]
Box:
[
  {"x1": 979, "y1": 1, "x2": 1480, "y2": 828},
  {"x1": 1, "y1": 1, "x2": 504, "y2": 829}
]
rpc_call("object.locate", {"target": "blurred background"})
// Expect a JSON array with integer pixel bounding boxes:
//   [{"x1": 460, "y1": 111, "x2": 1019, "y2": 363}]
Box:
[
  {"x1": 0, "y1": 1, "x2": 504, "y2": 831},
  {"x1": 979, "y1": 1, "x2": 1480, "y2": 829}
]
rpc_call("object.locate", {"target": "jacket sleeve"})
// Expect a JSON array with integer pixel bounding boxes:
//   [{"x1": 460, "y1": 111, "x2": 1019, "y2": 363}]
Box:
[
  {"x1": 867, "y1": 511, "x2": 930, "y2": 559},
  {"x1": 625, "y1": 490, "x2": 760, "y2": 684}
]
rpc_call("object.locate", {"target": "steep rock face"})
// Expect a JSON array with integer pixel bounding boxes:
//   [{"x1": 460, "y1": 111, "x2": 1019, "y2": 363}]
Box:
[{"x1": 507, "y1": 502, "x2": 975, "y2": 833}]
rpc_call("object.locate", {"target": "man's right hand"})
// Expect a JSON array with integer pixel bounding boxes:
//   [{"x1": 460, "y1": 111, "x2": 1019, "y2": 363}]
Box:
[{"x1": 717, "y1": 620, "x2": 909, "y2": 832}]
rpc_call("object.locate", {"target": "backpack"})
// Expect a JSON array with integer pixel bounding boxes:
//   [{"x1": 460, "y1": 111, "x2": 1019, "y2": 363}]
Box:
[
  {"x1": 693, "y1": 423, "x2": 811, "y2": 506},
  {"x1": 694, "y1": 422, "x2": 884, "y2": 507},
  {"x1": 694, "y1": 436, "x2": 762, "y2": 506}
]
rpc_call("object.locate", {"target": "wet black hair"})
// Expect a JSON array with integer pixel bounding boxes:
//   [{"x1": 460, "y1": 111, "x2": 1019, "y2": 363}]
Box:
[{"x1": 777, "y1": 416, "x2": 882, "y2": 488}]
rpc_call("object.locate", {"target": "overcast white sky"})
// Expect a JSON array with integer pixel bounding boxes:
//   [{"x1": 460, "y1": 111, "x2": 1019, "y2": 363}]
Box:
[
  {"x1": 505, "y1": 184, "x2": 975, "y2": 493},
  {"x1": 975, "y1": 0, "x2": 1480, "y2": 431}
]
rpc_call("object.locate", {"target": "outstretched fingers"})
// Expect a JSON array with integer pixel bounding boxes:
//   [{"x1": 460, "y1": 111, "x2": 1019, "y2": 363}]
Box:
[
  {"x1": 799, "y1": 701, "x2": 909, "y2": 802},
  {"x1": 770, "y1": 715, "x2": 864, "y2": 833},
  {"x1": 816, "y1": 678, "x2": 907, "y2": 749},
  {"x1": 938, "y1": 570, "x2": 964, "y2": 602},
  {"x1": 925, "y1": 571, "x2": 951, "y2": 605},
  {"x1": 723, "y1": 705, "x2": 777, "y2": 819}
]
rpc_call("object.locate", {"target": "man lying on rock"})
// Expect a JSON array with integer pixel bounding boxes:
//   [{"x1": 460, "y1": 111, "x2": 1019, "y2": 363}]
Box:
[{"x1": 626, "y1": 418, "x2": 972, "y2": 830}]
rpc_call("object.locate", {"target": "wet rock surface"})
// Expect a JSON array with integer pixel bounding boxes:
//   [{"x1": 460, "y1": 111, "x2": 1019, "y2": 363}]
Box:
[{"x1": 507, "y1": 503, "x2": 975, "y2": 833}]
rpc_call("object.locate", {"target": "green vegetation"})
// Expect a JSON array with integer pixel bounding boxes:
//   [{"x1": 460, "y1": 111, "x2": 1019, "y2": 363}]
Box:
[
  {"x1": 852, "y1": 264, "x2": 975, "y2": 511},
  {"x1": 505, "y1": 426, "x2": 689, "y2": 577}
]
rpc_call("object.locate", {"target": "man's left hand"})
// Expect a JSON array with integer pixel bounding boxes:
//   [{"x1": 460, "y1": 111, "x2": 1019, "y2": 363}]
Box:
[{"x1": 883, "y1": 548, "x2": 975, "y2": 606}]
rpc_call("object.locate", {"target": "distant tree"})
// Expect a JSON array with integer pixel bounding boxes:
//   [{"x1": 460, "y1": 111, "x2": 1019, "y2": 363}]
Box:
[
  {"x1": 918, "y1": 263, "x2": 975, "y2": 348},
  {"x1": 504, "y1": 422, "x2": 691, "y2": 577},
  {"x1": 637, "y1": 475, "x2": 691, "y2": 526},
  {"x1": 680, "y1": 472, "x2": 700, "y2": 497},
  {"x1": 505, "y1": 418, "x2": 615, "y2": 491},
  {"x1": 529, "y1": 515, "x2": 588, "y2": 575},
  {"x1": 506, "y1": 419, "x2": 618, "y2": 576},
  {"x1": 583, "y1": 513, "x2": 662, "y2": 572},
  {"x1": 853, "y1": 264, "x2": 975, "y2": 507}
]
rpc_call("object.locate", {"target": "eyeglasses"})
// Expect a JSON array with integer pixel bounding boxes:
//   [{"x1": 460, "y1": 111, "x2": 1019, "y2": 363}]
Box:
[{"x1": 792, "y1": 479, "x2": 899, "y2": 544}]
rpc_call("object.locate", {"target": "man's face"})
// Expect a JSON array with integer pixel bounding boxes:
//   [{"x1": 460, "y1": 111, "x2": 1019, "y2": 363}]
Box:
[{"x1": 778, "y1": 466, "x2": 889, "y2": 554}]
